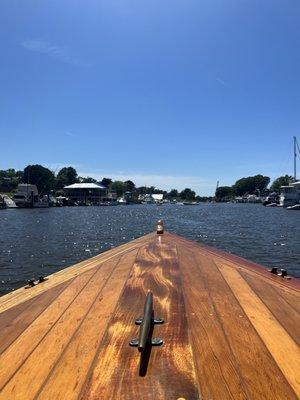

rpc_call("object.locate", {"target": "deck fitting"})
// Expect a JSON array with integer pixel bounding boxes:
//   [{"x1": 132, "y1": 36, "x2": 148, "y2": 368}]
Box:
[
  {"x1": 25, "y1": 279, "x2": 36, "y2": 289},
  {"x1": 130, "y1": 291, "x2": 164, "y2": 352}
]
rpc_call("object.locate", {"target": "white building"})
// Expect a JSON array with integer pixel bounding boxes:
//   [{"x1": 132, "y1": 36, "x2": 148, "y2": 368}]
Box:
[{"x1": 64, "y1": 183, "x2": 108, "y2": 204}]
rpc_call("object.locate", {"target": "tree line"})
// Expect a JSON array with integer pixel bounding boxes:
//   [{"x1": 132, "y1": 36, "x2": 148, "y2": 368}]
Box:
[
  {"x1": 215, "y1": 174, "x2": 294, "y2": 200},
  {"x1": 0, "y1": 165, "x2": 295, "y2": 201},
  {"x1": 0, "y1": 165, "x2": 199, "y2": 200}
]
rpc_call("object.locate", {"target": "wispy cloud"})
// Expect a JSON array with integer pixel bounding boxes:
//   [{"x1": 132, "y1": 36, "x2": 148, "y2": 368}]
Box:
[
  {"x1": 216, "y1": 77, "x2": 230, "y2": 87},
  {"x1": 78, "y1": 170, "x2": 216, "y2": 195},
  {"x1": 20, "y1": 39, "x2": 84, "y2": 65},
  {"x1": 65, "y1": 131, "x2": 77, "y2": 138}
]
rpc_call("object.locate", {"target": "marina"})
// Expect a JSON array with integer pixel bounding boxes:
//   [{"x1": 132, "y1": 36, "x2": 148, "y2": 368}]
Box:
[{"x1": 0, "y1": 224, "x2": 298, "y2": 399}]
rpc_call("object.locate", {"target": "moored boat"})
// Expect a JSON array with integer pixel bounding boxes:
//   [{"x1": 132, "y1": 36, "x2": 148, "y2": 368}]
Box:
[
  {"x1": 287, "y1": 204, "x2": 300, "y2": 210},
  {"x1": 0, "y1": 221, "x2": 299, "y2": 399}
]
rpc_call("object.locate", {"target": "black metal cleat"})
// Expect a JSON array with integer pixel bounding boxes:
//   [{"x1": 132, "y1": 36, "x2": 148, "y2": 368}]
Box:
[
  {"x1": 38, "y1": 275, "x2": 47, "y2": 283},
  {"x1": 25, "y1": 279, "x2": 36, "y2": 289},
  {"x1": 269, "y1": 267, "x2": 278, "y2": 275},
  {"x1": 130, "y1": 291, "x2": 164, "y2": 352}
]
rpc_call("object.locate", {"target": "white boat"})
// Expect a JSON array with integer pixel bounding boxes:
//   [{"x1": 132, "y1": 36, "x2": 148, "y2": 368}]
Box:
[
  {"x1": 12, "y1": 184, "x2": 49, "y2": 208},
  {"x1": 287, "y1": 204, "x2": 300, "y2": 210},
  {"x1": 279, "y1": 137, "x2": 300, "y2": 207},
  {"x1": 117, "y1": 197, "x2": 128, "y2": 205},
  {"x1": 0, "y1": 194, "x2": 17, "y2": 209},
  {"x1": 266, "y1": 202, "x2": 278, "y2": 207},
  {"x1": 279, "y1": 182, "x2": 300, "y2": 207}
]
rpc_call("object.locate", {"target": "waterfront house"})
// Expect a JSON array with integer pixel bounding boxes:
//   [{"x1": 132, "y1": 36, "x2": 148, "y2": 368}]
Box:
[{"x1": 63, "y1": 183, "x2": 108, "y2": 205}]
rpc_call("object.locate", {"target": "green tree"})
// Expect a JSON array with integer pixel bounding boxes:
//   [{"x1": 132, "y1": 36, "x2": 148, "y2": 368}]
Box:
[
  {"x1": 215, "y1": 186, "x2": 233, "y2": 200},
  {"x1": 56, "y1": 167, "x2": 78, "y2": 189},
  {"x1": 23, "y1": 165, "x2": 55, "y2": 193},
  {"x1": 233, "y1": 175, "x2": 270, "y2": 196},
  {"x1": 0, "y1": 169, "x2": 22, "y2": 192},
  {"x1": 100, "y1": 177, "x2": 112, "y2": 188},
  {"x1": 110, "y1": 181, "x2": 126, "y2": 197},
  {"x1": 124, "y1": 180, "x2": 135, "y2": 192},
  {"x1": 270, "y1": 175, "x2": 293, "y2": 192},
  {"x1": 168, "y1": 189, "x2": 178, "y2": 198},
  {"x1": 179, "y1": 188, "x2": 196, "y2": 200}
]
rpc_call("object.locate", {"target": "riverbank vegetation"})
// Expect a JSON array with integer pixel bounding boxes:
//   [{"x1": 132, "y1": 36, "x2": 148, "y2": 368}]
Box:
[
  {"x1": 0, "y1": 165, "x2": 294, "y2": 202},
  {"x1": 215, "y1": 174, "x2": 294, "y2": 201}
]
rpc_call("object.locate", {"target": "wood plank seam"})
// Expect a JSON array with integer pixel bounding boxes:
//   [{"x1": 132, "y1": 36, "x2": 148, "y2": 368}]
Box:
[
  {"x1": 240, "y1": 271, "x2": 300, "y2": 345},
  {"x1": 208, "y1": 255, "x2": 300, "y2": 295},
  {"x1": 166, "y1": 233, "x2": 300, "y2": 292},
  {"x1": 192, "y1": 251, "x2": 252, "y2": 400},
  {"x1": 31, "y1": 253, "x2": 124, "y2": 399},
  {"x1": 216, "y1": 263, "x2": 300, "y2": 398},
  {"x1": 177, "y1": 244, "x2": 251, "y2": 399},
  {"x1": 174, "y1": 244, "x2": 209, "y2": 400},
  {"x1": 0, "y1": 233, "x2": 154, "y2": 313},
  {"x1": 0, "y1": 281, "x2": 72, "y2": 356},
  {"x1": 77, "y1": 246, "x2": 144, "y2": 400},
  {"x1": 34, "y1": 250, "x2": 139, "y2": 400},
  {"x1": 0, "y1": 267, "x2": 100, "y2": 392}
]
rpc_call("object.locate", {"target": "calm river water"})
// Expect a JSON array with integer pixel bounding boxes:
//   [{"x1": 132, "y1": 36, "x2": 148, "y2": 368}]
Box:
[{"x1": 0, "y1": 203, "x2": 299, "y2": 295}]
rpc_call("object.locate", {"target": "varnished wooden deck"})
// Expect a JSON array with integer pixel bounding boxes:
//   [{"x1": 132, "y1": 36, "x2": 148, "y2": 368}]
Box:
[{"x1": 0, "y1": 232, "x2": 299, "y2": 399}]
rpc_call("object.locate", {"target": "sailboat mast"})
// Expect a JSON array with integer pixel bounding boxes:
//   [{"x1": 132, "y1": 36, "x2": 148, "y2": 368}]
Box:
[{"x1": 294, "y1": 136, "x2": 297, "y2": 181}]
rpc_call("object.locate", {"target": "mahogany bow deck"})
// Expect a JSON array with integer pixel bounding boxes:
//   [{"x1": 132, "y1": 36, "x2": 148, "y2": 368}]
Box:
[{"x1": 0, "y1": 232, "x2": 299, "y2": 400}]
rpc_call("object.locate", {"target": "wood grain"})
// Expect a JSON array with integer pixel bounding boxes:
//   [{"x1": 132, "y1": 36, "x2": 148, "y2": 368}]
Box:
[
  {"x1": 0, "y1": 231, "x2": 298, "y2": 400},
  {"x1": 218, "y1": 262, "x2": 300, "y2": 398},
  {"x1": 0, "y1": 233, "x2": 154, "y2": 314},
  {"x1": 81, "y1": 238, "x2": 199, "y2": 400},
  {"x1": 0, "y1": 281, "x2": 68, "y2": 355},
  {"x1": 0, "y1": 268, "x2": 96, "y2": 391},
  {"x1": 240, "y1": 270, "x2": 300, "y2": 346},
  {"x1": 36, "y1": 250, "x2": 138, "y2": 400},
  {"x1": 0, "y1": 256, "x2": 122, "y2": 400},
  {"x1": 177, "y1": 244, "x2": 249, "y2": 400}
]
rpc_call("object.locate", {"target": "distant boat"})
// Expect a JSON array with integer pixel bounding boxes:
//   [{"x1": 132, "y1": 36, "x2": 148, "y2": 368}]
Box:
[
  {"x1": 0, "y1": 194, "x2": 17, "y2": 209},
  {"x1": 287, "y1": 204, "x2": 300, "y2": 210},
  {"x1": 183, "y1": 201, "x2": 198, "y2": 205},
  {"x1": 279, "y1": 137, "x2": 300, "y2": 207},
  {"x1": 12, "y1": 184, "x2": 49, "y2": 208},
  {"x1": 117, "y1": 198, "x2": 128, "y2": 205},
  {"x1": 266, "y1": 203, "x2": 278, "y2": 207}
]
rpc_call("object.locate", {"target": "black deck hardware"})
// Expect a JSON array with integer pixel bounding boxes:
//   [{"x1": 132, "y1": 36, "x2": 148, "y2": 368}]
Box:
[
  {"x1": 25, "y1": 276, "x2": 48, "y2": 289},
  {"x1": 25, "y1": 279, "x2": 36, "y2": 289},
  {"x1": 269, "y1": 267, "x2": 291, "y2": 279},
  {"x1": 129, "y1": 291, "x2": 164, "y2": 351},
  {"x1": 280, "y1": 269, "x2": 291, "y2": 279}
]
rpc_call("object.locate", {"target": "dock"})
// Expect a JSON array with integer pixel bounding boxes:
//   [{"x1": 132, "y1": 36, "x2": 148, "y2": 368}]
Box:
[{"x1": 0, "y1": 228, "x2": 299, "y2": 399}]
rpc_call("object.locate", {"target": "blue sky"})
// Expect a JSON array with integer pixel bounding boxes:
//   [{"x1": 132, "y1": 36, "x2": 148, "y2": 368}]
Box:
[{"x1": 0, "y1": 0, "x2": 299, "y2": 195}]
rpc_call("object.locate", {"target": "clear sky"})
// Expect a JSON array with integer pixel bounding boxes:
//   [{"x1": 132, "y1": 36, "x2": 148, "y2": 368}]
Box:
[{"x1": 0, "y1": 0, "x2": 299, "y2": 195}]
